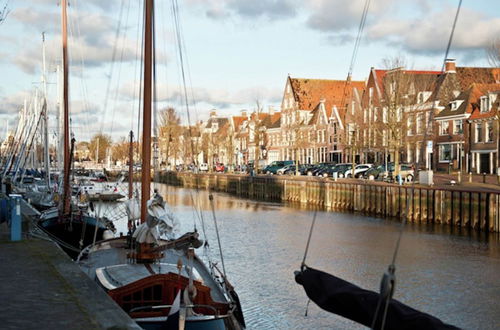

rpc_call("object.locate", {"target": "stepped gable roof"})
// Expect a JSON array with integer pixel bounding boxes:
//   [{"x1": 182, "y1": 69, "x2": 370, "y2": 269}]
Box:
[
  {"x1": 468, "y1": 83, "x2": 500, "y2": 120},
  {"x1": 456, "y1": 67, "x2": 500, "y2": 90},
  {"x1": 289, "y1": 78, "x2": 365, "y2": 118}
]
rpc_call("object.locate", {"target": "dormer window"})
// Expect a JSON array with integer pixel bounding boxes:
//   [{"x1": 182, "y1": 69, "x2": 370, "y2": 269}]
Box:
[
  {"x1": 480, "y1": 96, "x2": 490, "y2": 113},
  {"x1": 450, "y1": 99, "x2": 464, "y2": 111},
  {"x1": 417, "y1": 91, "x2": 431, "y2": 103}
]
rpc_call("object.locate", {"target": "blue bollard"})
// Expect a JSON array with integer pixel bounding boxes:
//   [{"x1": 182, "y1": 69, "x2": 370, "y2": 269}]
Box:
[
  {"x1": 9, "y1": 194, "x2": 22, "y2": 241},
  {"x1": 397, "y1": 175, "x2": 403, "y2": 185},
  {"x1": 0, "y1": 198, "x2": 7, "y2": 223}
]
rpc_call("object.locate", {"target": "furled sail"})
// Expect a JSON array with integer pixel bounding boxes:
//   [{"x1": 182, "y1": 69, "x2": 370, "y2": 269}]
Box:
[
  {"x1": 295, "y1": 266, "x2": 459, "y2": 330},
  {"x1": 132, "y1": 193, "x2": 180, "y2": 243}
]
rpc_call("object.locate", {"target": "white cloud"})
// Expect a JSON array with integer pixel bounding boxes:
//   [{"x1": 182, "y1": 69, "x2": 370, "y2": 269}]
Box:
[
  {"x1": 187, "y1": 0, "x2": 300, "y2": 20},
  {"x1": 366, "y1": 7, "x2": 500, "y2": 55}
]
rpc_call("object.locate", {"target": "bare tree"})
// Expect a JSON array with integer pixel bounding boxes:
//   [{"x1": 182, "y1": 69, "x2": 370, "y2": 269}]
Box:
[
  {"x1": 487, "y1": 37, "x2": 500, "y2": 67},
  {"x1": 0, "y1": 1, "x2": 10, "y2": 25},
  {"x1": 89, "y1": 133, "x2": 112, "y2": 163},
  {"x1": 158, "y1": 107, "x2": 181, "y2": 168},
  {"x1": 487, "y1": 38, "x2": 500, "y2": 172},
  {"x1": 284, "y1": 110, "x2": 309, "y2": 175},
  {"x1": 111, "y1": 137, "x2": 130, "y2": 164}
]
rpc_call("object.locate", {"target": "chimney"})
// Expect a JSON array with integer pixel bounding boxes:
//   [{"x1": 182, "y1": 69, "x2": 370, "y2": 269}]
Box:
[
  {"x1": 209, "y1": 109, "x2": 217, "y2": 118},
  {"x1": 241, "y1": 109, "x2": 248, "y2": 118},
  {"x1": 445, "y1": 59, "x2": 456, "y2": 73},
  {"x1": 268, "y1": 106, "x2": 275, "y2": 116}
]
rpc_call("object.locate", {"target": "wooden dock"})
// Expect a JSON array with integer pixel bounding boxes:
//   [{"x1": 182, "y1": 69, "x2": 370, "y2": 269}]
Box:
[{"x1": 158, "y1": 172, "x2": 500, "y2": 233}]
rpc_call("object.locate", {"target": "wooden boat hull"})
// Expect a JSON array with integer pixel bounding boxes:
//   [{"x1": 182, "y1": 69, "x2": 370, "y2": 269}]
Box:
[
  {"x1": 78, "y1": 236, "x2": 245, "y2": 329},
  {"x1": 38, "y1": 212, "x2": 113, "y2": 259}
]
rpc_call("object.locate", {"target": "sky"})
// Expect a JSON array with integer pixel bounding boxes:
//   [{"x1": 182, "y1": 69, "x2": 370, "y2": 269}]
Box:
[{"x1": 0, "y1": 0, "x2": 499, "y2": 142}]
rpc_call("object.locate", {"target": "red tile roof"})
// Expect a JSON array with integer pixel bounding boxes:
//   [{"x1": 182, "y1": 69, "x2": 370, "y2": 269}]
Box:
[
  {"x1": 289, "y1": 78, "x2": 365, "y2": 118},
  {"x1": 456, "y1": 67, "x2": 500, "y2": 90},
  {"x1": 468, "y1": 83, "x2": 500, "y2": 120},
  {"x1": 231, "y1": 116, "x2": 247, "y2": 129}
]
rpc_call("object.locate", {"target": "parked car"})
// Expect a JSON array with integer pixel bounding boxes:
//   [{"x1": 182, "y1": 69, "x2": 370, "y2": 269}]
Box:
[
  {"x1": 215, "y1": 163, "x2": 225, "y2": 172},
  {"x1": 299, "y1": 164, "x2": 316, "y2": 176},
  {"x1": 277, "y1": 164, "x2": 294, "y2": 175},
  {"x1": 372, "y1": 163, "x2": 414, "y2": 181},
  {"x1": 316, "y1": 164, "x2": 338, "y2": 177},
  {"x1": 263, "y1": 160, "x2": 294, "y2": 175},
  {"x1": 387, "y1": 163, "x2": 415, "y2": 182},
  {"x1": 329, "y1": 163, "x2": 353, "y2": 178},
  {"x1": 199, "y1": 163, "x2": 209, "y2": 171},
  {"x1": 306, "y1": 164, "x2": 324, "y2": 176},
  {"x1": 344, "y1": 164, "x2": 373, "y2": 178},
  {"x1": 363, "y1": 165, "x2": 386, "y2": 180}
]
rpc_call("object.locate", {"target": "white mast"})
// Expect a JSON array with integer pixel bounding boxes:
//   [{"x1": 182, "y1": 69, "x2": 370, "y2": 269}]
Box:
[{"x1": 42, "y1": 32, "x2": 51, "y2": 188}]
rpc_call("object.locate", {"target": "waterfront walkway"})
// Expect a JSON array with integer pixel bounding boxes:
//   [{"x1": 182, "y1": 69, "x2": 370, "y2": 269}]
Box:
[{"x1": 0, "y1": 203, "x2": 140, "y2": 329}]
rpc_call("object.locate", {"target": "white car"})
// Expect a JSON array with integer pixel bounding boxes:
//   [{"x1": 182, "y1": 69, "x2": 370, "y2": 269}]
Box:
[
  {"x1": 199, "y1": 163, "x2": 209, "y2": 171},
  {"x1": 344, "y1": 164, "x2": 373, "y2": 178}
]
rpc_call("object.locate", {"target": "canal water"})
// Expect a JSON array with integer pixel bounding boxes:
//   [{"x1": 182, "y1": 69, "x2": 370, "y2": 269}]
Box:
[{"x1": 103, "y1": 183, "x2": 500, "y2": 330}]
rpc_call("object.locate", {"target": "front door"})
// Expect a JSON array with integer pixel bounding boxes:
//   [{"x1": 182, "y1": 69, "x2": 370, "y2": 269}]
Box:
[{"x1": 480, "y1": 153, "x2": 490, "y2": 174}]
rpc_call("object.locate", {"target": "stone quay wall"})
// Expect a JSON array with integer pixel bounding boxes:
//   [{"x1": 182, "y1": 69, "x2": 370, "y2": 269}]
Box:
[{"x1": 157, "y1": 172, "x2": 500, "y2": 233}]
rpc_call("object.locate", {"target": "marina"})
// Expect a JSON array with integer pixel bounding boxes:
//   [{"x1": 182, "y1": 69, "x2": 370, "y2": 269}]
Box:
[
  {"x1": 105, "y1": 183, "x2": 500, "y2": 329},
  {"x1": 0, "y1": 0, "x2": 499, "y2": 329}
]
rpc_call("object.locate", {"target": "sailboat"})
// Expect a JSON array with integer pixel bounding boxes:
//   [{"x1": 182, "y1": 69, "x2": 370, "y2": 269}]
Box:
[
  {"x1": 37, "y1": 0, "x2": 114, "y2": 259},
  {"x1": 78, "y1": 1, "x2": 245, "y2": 329}
]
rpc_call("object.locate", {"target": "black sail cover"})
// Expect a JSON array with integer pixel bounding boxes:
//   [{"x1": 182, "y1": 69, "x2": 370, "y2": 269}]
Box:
[{"x1": 295, "y1": 267, "x2": 460, "y2": 330}]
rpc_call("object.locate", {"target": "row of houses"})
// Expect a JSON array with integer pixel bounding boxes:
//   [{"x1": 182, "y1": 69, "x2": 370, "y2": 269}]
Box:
[{"x1": 168, "y1": 59, "x2": 500, "y2": 174}]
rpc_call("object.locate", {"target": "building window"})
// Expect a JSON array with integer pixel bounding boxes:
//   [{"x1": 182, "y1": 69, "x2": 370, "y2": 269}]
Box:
[
  {"x1": 439, "y1": 144, "x2": 452, "y2": 162},
  {"x1": 480, "y1": 96, "x2": 490, "y2": 113},
  {"x1": 475, "y1": 123, "x2": 483, "y2": 142},
  {"x1": 416, "y1": 113, "x2": 424, "y2": 134},
  {"x1": 451, "y1": 101, "x2": 458, "y2": 111},
  {"x1": 348, "y1": 124, "x2": 355, "y2": 144},
  {"x1": 382, "y1": 107, "x2": 388, "y2": 123},
  {"x1": 453, "y1": 120, "x2": 462, "y2": 134},
  {"x1": 382, "y1": 130, "x2": 387, "y2": 146},
  {"x1": 440, "y1": 121, "x2": 449, "y2": 135},
  {"x1": 486, "y1": 122, "x2": 493, "y2": 142},
  {"x1": 407, "y1": 117, "x2": 413, "y2": 136}
]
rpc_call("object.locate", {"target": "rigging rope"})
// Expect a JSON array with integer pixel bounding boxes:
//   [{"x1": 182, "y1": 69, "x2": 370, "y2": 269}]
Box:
[
  {"x1": 101, "y1": 0, "x2": 126, "y2": 134},
  {"x1": 372, "y1": 1, "x2": 463, "y2": 328},
  {"x1": 301, "y1": 209, "x2": 317, "y2": 269}
]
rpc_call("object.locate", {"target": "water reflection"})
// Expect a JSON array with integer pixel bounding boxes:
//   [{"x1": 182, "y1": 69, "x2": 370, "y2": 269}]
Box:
[{"x1": 100, "y1": 183, "x2": 500, "y2": 329}]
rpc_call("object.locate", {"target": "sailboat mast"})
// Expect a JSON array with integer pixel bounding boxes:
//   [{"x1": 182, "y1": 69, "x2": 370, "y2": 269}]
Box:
[
  {"x1": 61, "y1": 0, "x2": 71, "y2": 215},
  {"x1": 42, "y1": 32, "x2": 51, "y2": 189},
  {"x1": 141, "y1": 0, "x2": 153, "y2": 223},
  {"x1": 128, "y1": 130, "x2": 134, "y2": 199}
]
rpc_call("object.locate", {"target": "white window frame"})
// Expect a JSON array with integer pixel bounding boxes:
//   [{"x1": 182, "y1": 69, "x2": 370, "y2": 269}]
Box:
[
  {"x1": 485, "y1": 122, "x2": 493, "y2": 142},
  {"x1": 439, "y1": 144, "x2": 452, "y2": 162},
  {"x1": 480, "y1": 96, "x2": 490, "y2": 113},
  {"x1": 475, "y1": 123, "x2": 483, "y2": 143},
  {"x1": 440, "y1": 121, "x2": 449, "y2": 135},
  {"x1": 453, "y1": 120, "x2": 462, "y2": 135}
]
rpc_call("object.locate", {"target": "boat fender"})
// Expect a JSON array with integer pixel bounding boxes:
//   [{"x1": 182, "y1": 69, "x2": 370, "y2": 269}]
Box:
[{"x1": 103, "y1": 230, "x2": 114, "y2": 240}]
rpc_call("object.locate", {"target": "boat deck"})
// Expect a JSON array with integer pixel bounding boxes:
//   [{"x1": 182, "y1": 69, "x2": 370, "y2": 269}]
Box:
[{"x1": 79, "y1": 237, "x2": 228, "y2": 304}]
